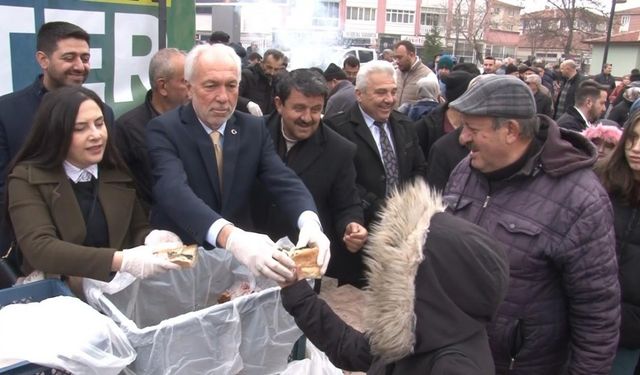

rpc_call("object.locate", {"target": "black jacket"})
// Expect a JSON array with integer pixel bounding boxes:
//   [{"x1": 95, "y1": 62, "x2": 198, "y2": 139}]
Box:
[
  {"x1": 534, "y1": 90, "x2": 553, "y2": 118},
  {"x1": 557, "y1": 105, "x2": 589, "y2": 132},
  {"x1": 607, "y1": 100, "x2": 632, "y2": 127},
  {"x1": 426, "y1": 126, "x2": 468, "y2": 192},
  {"x1": 610, "y1": 195, "x2": 640, "y2": 349},
  {"x1": 282, "y1": 182, "x2": 509, "y2": 374},
  {"x1": 324, "y1": 105, "x2": 426, "y2": 287},
  {"x1": 250, "y1": 113, "x2": 364, "y2": 283},
  {"x1": 555, "y1": 72, "x2": 584, "y2": 119},
  {"x1": 239, "y1": 64, "x2": 276, "y2": 115},
  {"x1": 324, "y1": 104, "x2": 426, "y2": 227},
  {"x1": 115, "y1": 90, "x2": 159, "y2": 212},
  {"x1": 414, "y1": 103, "x2": 447, "y2": 161}
]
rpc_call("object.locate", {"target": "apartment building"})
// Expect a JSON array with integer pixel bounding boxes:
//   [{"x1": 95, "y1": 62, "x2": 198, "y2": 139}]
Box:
[{"x1": 484, "y1": 0, "x2": 522, "y2": 59}]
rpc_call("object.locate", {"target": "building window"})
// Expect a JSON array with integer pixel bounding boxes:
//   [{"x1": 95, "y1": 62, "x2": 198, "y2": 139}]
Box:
[
  {"x1": 620, "y1": 15, "x2": 630, "y2": 32},
  {"x1": 421, "y1": 13, "x2": 441, "y2": 26},
  {"x1": 313, "y1": 1, "x2": 339, "y2": 27},
  {"x1": 493, "y1": 7, "x2": 500, "y2": 15},
  {"x1": 420, "y1": 7, "x2": 446, "y2": 26},
  {"x1": 346, "y1": 7, "x2": 376, "y2": 21},
  {"x1": 386, "y1": 9, "x2": 415, "y2": 24}
]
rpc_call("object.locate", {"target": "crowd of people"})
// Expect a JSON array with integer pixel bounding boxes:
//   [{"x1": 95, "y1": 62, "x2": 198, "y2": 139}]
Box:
[{"x1": 0, "y1": 21, "x2": 638, "y2": 375}]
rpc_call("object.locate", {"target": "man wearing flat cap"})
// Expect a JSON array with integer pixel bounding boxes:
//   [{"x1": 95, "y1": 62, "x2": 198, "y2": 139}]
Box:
[
  {"x1": 324, "y1": 63, "x2": 356, "y2": 117},
  {"x1": 443, "y1": 75, "x2": 620, "y2": 374}
]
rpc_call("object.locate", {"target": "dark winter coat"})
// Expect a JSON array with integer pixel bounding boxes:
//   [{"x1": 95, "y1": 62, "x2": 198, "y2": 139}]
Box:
[
  {"x1": 282, "y1": 180, "x2": 509, "y2": 374},
  {"x1": 610, "y1": 195, "x2": 640, "y2": 349},
  {"x1": 555, "y1": 72, "x2": 585, "y2": 119},
  {"x1": 444, "y1": 116, "x2": 620, "y2": 374},
  {"x1": 557, "y1": 105, "x2": 589, "y2": 132},
  {"x1": 426, "y1": 126, "x2": 468, "y2": 192},
  {"x1": 250, "y1": 112, "x2": 363, "y2": 283},
  {"x1": 115, "y1": 90, "x2": 159, "y2": 212},
  {"x1": 414, "y1": 103, "x2": 447, "y2": 161},
  {"x1": 534, "y1": 90, "x2": 553, "y2": 118},
  {"x1": 607, "y1": 100, "x2": 633, "y2": 127},
  {"x1": 325, "y1": 80, "x2": 357, "y2": 118},
  {"x1": 239, "y1": 63, "x2": 276, "y2": 115}
]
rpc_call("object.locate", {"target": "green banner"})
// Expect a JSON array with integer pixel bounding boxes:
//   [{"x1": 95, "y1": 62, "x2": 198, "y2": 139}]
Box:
[{"x1": 0, "y1": 0, "x2": 195, "y2": 115}]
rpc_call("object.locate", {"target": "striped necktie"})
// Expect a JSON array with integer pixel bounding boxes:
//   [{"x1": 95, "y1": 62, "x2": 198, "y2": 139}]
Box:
[{"x1": 373, "y1": 121, "x2": 399, "y2": 195}]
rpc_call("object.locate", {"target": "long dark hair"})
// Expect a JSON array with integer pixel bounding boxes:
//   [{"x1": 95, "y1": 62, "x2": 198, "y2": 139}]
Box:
[
  {"x1": 4, "y1": 86, "x2": 127, "y2": 231},
  {"x1": 8, "y1": 86, "x2": 124, "y2": 172},
  {"x1": 595, "y1": 111, "x2": 640, "y2": 206}
]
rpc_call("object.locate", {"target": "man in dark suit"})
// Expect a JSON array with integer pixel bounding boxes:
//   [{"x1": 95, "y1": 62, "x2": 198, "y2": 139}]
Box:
[
  {"x1": 251, "y1": 69, "x2": 367, "y2": 286},
  {"x1": 324, "y1": 60, "x2": 426, "y2": 286},
  {"x1": 147, "y1": 44, "x2": 330, "y2": 283}
]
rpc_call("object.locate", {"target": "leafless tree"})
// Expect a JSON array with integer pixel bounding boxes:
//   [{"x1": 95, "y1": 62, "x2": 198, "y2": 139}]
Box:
[
  {"x1": 545, "y1": 0, "x2": 607, "y2": 55},
  {"x1": 450, "y1": 0, "x2": 491, "y2": 62}
]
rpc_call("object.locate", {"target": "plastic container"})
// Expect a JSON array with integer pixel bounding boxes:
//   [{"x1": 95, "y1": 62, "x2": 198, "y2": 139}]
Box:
[
  {"x1": 0, "y1": 279, "x2": 73, "y2": 374},
  {"x1": 85, "y1": 248, "x2": 302, "y2": 375}
]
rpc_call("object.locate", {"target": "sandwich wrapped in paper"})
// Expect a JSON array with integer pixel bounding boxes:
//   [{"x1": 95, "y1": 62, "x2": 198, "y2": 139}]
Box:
[
  {"x1": 284, "y1": 246, "x2": 321, "y2": 279},
  {"x1": 153, "y1": 244, "x2": 198, "y2": 268}
]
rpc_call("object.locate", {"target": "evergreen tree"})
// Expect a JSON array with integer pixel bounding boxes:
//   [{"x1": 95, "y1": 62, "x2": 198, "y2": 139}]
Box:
[{"x1": 422, "y1": 27, "x2": 443, "y2": 63}]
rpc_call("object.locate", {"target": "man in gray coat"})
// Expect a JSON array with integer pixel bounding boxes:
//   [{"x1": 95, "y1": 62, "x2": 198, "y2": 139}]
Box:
[
  {"x1": 444, "y1": 75, "x2": 620, "y2": 374},
  {"x1": 323, "y1": 63, "x2": 356, "y2": 118}
]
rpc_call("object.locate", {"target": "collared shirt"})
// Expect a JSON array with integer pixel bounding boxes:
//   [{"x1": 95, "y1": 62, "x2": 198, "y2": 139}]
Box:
[
  {"x1": 573, "y1": 106, "x2": 592, "y2": 128},
  {"x1": 63, "y1": 161, "x2": 98, "y2": 183},
  {"x1": 358, "y1": 105, "x2": 396, "y2": 156},
  {"x1": 198, "y1": 119, "x2": 227, "y2": 146}
]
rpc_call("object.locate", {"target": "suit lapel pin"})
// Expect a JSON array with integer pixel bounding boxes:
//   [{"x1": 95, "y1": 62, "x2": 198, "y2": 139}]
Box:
[{"x1": 231, "y1": 129, "x2": 238, "y2": 135}]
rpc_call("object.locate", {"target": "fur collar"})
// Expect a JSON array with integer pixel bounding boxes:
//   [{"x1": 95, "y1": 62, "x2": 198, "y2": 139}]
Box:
[{"x1": 363, "y1": 179, "x2": 445, "y2": 364}]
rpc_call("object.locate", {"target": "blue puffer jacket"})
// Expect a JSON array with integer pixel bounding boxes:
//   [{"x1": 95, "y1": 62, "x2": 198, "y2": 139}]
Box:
[{"x1": 443, "y1": 116, "x2": 620, "y2": 374}]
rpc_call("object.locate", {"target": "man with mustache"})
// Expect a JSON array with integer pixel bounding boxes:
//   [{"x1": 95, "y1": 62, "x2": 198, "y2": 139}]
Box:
[
  {"x1": 251, "y1": 69, "x2": 367, "y2": 287},
  {"x1": 0, "y1": 21, "x2": 114, "y2": 263},
  {"x1": 147, "y1": 44, "x2": 331, "y2": 283},
  {"x1": 324, "y1": 60, "x2": 426, "y2": 287},
  {"x1": 443, "y1": 75, "x2": 620, "y2": 374}
]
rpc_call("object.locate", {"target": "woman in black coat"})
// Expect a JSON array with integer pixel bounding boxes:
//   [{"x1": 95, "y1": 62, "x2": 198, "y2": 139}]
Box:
[
  {"x1": 595, "y1": 111, "x2": 640, "y2": 374},
  {"x1": 281, "y1": 180, "x2": 509, "y2": 374}
]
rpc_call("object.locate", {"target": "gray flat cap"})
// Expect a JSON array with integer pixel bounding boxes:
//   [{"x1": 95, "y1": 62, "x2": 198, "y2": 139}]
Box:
[{"x1": 449, "y1": 75, "x2": 536, "y2": 119}]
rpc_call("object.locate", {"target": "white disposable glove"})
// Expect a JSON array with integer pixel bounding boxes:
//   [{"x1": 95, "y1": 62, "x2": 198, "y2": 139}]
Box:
[
  {"x1": 225, "y1": 228, "x2": 295, "y2": 283},
  {"x1": 296, "y1": 221, "x2": 331, "y2": 275},
  {"x1": 144, "y1": 229, "x2": 182, "y2": 247},
  {"x1": 120, "y1": 245, "x2": 181, "y2": 279},
  {"x1": 246, "y1": 101, "x2": 263, "y2": 116}
]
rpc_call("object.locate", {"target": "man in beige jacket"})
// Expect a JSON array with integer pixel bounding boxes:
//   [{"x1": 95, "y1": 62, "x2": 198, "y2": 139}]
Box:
[{"x1": 393, "y1": 40, "x2": 434, "y2": 108}]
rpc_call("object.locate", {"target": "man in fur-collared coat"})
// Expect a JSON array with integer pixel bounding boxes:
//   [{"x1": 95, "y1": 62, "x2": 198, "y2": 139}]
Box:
[{"x1": 281, "y1": 180, "x2": 509, "y2": 374}]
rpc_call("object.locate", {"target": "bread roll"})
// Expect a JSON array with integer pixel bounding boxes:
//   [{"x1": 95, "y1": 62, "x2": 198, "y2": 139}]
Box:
[
  {"x1": 287, "y1": 246, "x2": 322, "y2": 279},
  {"x1": 154, "y1": 244, "x2": 198, "y2": 268}
]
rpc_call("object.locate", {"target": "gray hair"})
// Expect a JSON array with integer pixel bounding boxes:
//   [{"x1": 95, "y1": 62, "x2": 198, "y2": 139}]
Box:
[
  {"x1": 355, "y1": 60, "x2": 396, "y2": 92},
  {"x1": 525, "y1": 74, "x2": 551, "y2": 97},
  {"x1": 149, "y1": 48, "x2": 186, "y2": 90},
  {"x1": 185, "y1": 43, "x2": 241, "y2": 83},
  {"x1": 493, "y1": 116, "x2": 539, "y2": 139}
]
